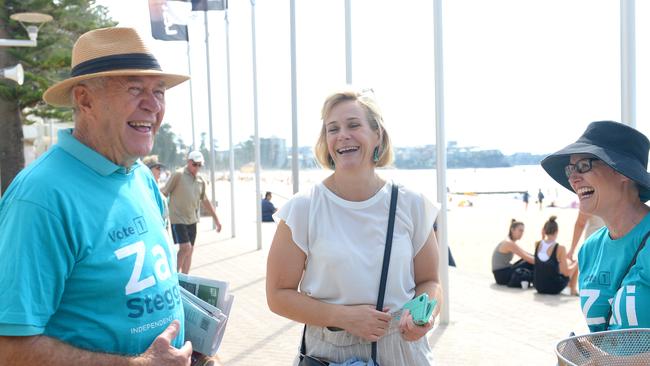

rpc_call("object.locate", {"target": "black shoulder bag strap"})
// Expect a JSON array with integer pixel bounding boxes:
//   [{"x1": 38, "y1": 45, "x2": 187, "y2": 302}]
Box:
[
  {"x1": 371, "y1": 183, "x2": 399, "y2": 364},
  {"x1": 300, "y1": 183, "x2": 399, "y2": 365},
  {"x1": 604, "y1": 230, "x2": 650, "y2": 330}
]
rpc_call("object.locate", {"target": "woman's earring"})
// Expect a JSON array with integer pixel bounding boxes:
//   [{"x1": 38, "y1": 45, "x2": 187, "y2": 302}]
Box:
[{"x1": 373, "y1": 147, "x2": 380, "y2": 163}]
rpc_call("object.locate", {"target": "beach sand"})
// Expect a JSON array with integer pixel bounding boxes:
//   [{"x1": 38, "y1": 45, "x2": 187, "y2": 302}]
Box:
[{"x1": 190, "y1": 173, "x2": 589, "y2": 365}]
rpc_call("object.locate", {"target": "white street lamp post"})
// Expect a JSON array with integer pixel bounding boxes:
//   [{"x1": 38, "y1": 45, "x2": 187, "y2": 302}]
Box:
[{"x1": 0, "y1": 12, "x2": 53, "y2": 48}]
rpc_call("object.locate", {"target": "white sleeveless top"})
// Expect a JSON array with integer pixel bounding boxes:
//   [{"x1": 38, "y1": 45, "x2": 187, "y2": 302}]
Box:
[
  {"x1": 537, "y1": 239, "x2": 556, "y2": 262},
  {"x1": 275, "y1": 181, "x2": 438, "y2": 311}
]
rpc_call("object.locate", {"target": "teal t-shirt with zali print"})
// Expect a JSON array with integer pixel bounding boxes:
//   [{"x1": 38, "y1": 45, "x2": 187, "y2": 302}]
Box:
[
  {"x1": 578, "y1": 213, "x2": 650, "y2": 332},
  {"x1": 0, "y1": 129, "x2": 184, "y2": 355}
]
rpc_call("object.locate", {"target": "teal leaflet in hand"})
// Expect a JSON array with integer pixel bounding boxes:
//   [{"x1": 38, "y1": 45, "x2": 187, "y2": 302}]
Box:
[{"x1": 401, "y1": 293, "x2": 437, "y2": 325}]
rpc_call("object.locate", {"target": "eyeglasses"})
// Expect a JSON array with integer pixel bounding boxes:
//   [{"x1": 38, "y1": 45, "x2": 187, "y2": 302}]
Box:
[
  {"x1": 192, "y1": 162, "x2": 203, "y2": 168},
  {"x1": 564, "y1": 158, "x2": 598, "y2": 178}
]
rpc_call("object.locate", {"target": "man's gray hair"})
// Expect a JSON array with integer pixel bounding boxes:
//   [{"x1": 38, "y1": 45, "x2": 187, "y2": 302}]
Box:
[{"x1": 70, "y1": 77, "x2": 107, "y2": 113}]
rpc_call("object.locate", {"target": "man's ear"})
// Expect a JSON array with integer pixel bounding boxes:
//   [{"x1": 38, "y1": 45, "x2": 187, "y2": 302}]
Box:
[{"x1": 72, "y1": 85, "x2": 93, "y2": 112}]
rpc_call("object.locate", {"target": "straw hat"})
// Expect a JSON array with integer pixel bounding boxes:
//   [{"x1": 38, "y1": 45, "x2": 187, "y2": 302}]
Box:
[
  {"x1": 43, "y1": 27, "x2": 189, "y2": 107},
  {"x1": 541, "y1": 121, "x2": 650, "y2": 202}
]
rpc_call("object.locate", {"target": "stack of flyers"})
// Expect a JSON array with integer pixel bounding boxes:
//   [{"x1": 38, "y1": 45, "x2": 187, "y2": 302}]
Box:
[
  {"x1": 178, "y1": 273, "x2": 230, "y2": 310},
  {"x1": 178, "y1": 274, "x2": 234, "y2": 356}
]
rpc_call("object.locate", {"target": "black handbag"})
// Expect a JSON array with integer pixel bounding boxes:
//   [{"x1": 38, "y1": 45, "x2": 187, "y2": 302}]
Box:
[
  {"x1": 299, "y1": 353, "x2": 330, "y2": 366},
  {"x1": 298, "y1": 183, "x2": 399, "y2": 366}
]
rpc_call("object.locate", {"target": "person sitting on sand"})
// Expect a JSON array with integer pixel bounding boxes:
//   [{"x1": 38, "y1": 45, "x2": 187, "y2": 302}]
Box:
[
  {"x1": 533, "y1": 216, "x2": 578, "y2": 295},
  {"x1": 492, "y1": 219, "x2": 535, "y2": 285}
]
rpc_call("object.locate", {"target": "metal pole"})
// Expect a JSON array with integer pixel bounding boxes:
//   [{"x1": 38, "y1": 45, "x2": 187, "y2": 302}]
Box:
[
  {"x1": 0, "y1": 39, "x2": 36, "y2": 47},
  {"x1": 186, "y1": 43, "x2": 197, "y2": 150},
  {"x1": 251, "y1": 0, "x2": 262, "y2": 250},
  {"x1": 620, "y1": 0, "x2": 636, "y2": 127},
  {"x1": 344, "y1": 0, "x2": 352, "y2": 84},
  {"x1": 203, "y1": 10, "x2": 217, "y2": 226},
  {"x1": 225, "y1": 10, "x2": 236, "y2": 238},
  {"x1": 290, "y1": 0, "x2": 299, "y2": 193},
  {"x1": 434, "y1": 0, "x2": 450, "y2": 325}
]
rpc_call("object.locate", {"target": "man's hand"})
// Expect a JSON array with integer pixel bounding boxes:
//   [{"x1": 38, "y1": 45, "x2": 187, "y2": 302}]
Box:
[
  {"x1": 191, "y1": 352, "x2": 223, "y2": 366},
  {"x1": 215, "y1": 221, "x2": 222, "y2": 233},
  {"x1": 1, "y1": 322, "x2": 191, "y2": 366},
  {"x1": 135, "y1": 321, "x2": 192, "y2": 366}
]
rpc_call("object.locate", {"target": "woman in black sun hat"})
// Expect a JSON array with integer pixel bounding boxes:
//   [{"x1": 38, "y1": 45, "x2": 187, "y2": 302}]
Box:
[{"x1": 541, "y1": 120, "x2": 650, "y2": 333}]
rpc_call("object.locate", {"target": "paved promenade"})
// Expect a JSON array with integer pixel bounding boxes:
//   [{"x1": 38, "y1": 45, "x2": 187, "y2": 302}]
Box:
[{"x1": 190, "y1": 218, "x2": 587, "y2": 366}]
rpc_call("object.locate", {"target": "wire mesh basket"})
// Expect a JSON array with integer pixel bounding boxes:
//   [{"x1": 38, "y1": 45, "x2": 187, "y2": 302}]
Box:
[{"x1": 556, "y1": 328, "x2": 650, "y2": 366}]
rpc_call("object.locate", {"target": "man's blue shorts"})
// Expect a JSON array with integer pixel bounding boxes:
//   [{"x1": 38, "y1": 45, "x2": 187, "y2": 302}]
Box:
[{"x1": 171, "y1": 223, "x2": 197, "y2": 245}]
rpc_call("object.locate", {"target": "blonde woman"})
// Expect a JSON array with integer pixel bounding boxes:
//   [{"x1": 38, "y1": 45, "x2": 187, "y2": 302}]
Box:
[{"x1": 266, "y1": 88, "x2": 442, "y2": 365}]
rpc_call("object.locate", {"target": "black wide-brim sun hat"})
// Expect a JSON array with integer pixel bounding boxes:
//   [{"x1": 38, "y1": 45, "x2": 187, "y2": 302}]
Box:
[{"x1": 541, "y1": 121, "x2": 650, "y2": 202}]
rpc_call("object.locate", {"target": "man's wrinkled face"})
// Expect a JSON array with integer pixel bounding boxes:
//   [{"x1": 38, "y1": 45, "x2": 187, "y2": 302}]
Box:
[{"x1": 88, "y1": 76, "x2": 166, "y2": 164}]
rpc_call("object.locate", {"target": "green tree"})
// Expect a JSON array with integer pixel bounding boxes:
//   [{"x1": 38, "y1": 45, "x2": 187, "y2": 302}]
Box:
[
  {"x1": 151, "y1": 123, "x2": 188, "y2": 170},
  {"x1": 0, "y1": 0, "x2": 115, "y2": 193},
  {"x1": 199, "y1": 132, "x2": 211, "y2": 168},
  {"x1": 235, "y1": 136, "x2": 254, "y2": 168},
  {"x1": 198, "y1": 131, "x2": 220, "y2": 169}
]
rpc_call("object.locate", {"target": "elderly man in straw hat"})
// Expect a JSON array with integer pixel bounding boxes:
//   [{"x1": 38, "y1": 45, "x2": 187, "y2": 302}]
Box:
[{"x1": 0, "y1": 28, "x2": 194, "y2": 365}]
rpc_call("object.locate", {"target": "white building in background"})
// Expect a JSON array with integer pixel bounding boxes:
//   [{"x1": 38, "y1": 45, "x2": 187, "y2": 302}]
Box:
[
  {"x1": 260, "y1": 137, "x2": 287, "y2": 169},
  {"x1": 22, "y1": 121, "x2": 73, "y2": 165}
]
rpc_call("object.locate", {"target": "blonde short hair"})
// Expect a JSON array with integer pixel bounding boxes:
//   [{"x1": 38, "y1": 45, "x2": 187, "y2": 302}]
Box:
[{"x1": 314, "y1": 88, "x2": 393, "y2": 170}]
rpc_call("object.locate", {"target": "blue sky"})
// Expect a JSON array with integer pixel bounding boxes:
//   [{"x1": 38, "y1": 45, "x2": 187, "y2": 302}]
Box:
[{"x1": 98, "y1": 0, "x2": 650, "y2": 155}]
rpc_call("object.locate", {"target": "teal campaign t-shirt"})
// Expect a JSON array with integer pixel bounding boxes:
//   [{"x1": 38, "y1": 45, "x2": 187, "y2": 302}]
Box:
[
  {"x1": 578, "y1": 213, "x2": 650, "y2": 332},
  {"x1": 0, "y1": 129, "x2": 184, "y2": 355}
]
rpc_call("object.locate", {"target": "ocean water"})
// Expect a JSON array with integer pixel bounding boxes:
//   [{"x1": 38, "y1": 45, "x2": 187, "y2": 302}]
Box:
[
  {"x1": 216, "y1": 164, "x2": 582, "y2": 276},
  {"x1": 257, "y1": 165, "x2": 578, "y2": 207}
]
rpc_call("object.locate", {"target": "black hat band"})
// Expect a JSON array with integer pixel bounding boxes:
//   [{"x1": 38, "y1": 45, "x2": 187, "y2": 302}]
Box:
[{"x1": 71, "y1": 53, "x2": 161, "y2": 77}]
